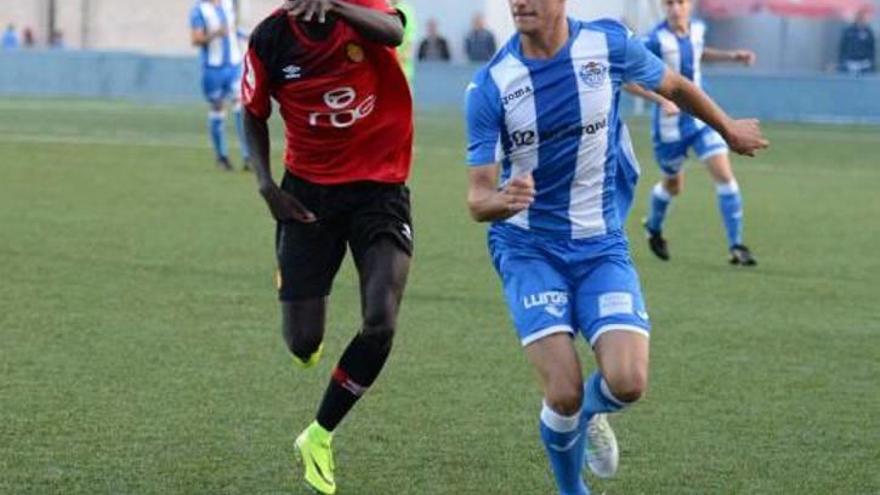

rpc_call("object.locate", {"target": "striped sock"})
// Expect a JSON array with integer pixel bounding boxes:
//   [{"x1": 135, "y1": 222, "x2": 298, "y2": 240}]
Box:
[
  {"x1": 539, "y1": 402, "x2": 590, "y2": 495},
  {"x1": 716, "y1": 180, "x2": 744, "y2": 248},
  {"x1": 645, "y1": 182, "x2": 672, "y2": 234}
]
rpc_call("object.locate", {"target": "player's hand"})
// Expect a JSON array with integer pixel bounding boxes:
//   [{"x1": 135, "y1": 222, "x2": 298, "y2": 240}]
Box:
[
  {"x1": 724, "y1": 119, "x2": 769, "y2": 157},
  {"x1": 498, "y1": 173, "x2": 536, "y2": 216},
  {"x1": 661, "y1": 100, "x2": 681, "y2": 117},
  {"x1": 283, "y1": 0, "x2": 334, "y2": 23},
  {"x1": 733, "y1": 50, "x2": 756, "y2": 66},
  {"x1": 260, "y1": 183, "x2": 317, "y2": 223},
  {"x1": 212, "y1": 26, "x2": 229, "y2": 39}
]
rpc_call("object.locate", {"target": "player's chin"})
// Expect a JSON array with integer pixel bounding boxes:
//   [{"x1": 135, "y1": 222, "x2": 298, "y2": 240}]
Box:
[{"x1": 513, "y1": 16, "x2": 539, "y2": 33}]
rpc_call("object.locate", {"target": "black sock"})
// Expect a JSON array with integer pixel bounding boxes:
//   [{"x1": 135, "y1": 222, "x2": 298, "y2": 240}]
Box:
[{"x1": 315, "y1": 330, "x2": 393, "y2": 431}]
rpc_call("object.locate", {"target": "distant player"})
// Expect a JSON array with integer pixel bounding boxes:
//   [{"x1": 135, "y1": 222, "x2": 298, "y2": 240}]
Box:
[
  {"x1": 627, "y1": 0, "x2": 758, "y2": 265},
  {"x1": 464, "y1": 0, "x2": 767, "y2": 493},
  {"x1": 190, "y1": 0, "x2": 251, "y2": 171},
  {"x1": 241, "y1": 1, "x2": 412, "y2": 494}
]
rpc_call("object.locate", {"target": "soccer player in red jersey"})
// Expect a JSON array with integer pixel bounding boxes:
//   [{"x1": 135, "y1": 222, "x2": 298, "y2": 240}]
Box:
[{"x1": 241, "y1": 1, "x2": 412, "y2": 493}]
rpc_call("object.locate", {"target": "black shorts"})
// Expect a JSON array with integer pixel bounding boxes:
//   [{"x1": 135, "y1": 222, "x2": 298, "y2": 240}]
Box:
[{"x1": 275, "y1": 173, "x2": 414, "y2": 301}]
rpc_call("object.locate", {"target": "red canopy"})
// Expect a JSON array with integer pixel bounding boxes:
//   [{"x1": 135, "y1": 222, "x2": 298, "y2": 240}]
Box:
[
  {"x1": 765, "y1": 0, "x2": 874, "y2": 18},
  {"x1": 701, "y1": 0, "x2": 875, "y2": 19},
  {"x1": 700, "y1": 0, "x2": 764, "y2": 19}
]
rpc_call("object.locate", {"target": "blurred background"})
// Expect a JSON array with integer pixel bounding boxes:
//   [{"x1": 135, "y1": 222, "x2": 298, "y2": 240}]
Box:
[
  {"x1": 2, "y1": 2, "x2": 879, "y2": 494},
  {"x1": 1, "y1": 0, "x2": 878, "y2": 122}
]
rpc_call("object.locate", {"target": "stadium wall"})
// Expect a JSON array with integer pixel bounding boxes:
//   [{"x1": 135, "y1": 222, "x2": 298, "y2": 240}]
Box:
[{"x1": 0, "y1": 52, "x2": 879, "y2": 124}]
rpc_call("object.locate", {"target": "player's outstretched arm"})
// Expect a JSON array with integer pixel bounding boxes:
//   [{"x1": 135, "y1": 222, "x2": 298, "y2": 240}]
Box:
[
  {"x1": 655, "y1": 69, "x2": 769, "y2": 157},
  {"x1": 467, "y1": 164, "x2": 535, "y2": 222},
  {"x1": 703, "y1": 47, "x2": 756, "y2": 66},
  {"x1": 624, "y1": 83, "x2": 680, "y2": 116},
  {"x1": 243, "y1": 110, "x2": 316, "y2": 223}
]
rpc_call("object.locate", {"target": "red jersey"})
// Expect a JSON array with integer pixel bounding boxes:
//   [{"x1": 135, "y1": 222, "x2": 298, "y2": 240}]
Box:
[{"x1": 242, "y1": 3, "x2": 413, "y2": 185}]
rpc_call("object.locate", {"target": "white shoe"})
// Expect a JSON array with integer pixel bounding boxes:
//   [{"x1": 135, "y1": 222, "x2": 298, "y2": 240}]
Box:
[{"x1": 585, "y1": 414, "x2": 619, "y2": 479}]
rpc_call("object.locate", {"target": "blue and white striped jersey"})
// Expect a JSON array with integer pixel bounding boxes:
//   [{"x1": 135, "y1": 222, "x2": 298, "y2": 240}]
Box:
[
  {"x1": 643, "y1": 19, "x2": 707, "y2": 143},
  {"x1": 189, "y1": 0, "x2": 243, "y2": 69},
  {"x1": 466, "y1": 19, "x2": 666, "y2": 240}
]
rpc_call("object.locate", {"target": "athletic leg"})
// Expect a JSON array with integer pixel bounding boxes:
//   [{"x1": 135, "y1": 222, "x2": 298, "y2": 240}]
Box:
[
  {"x1": 232, "y1": 98, "x2": 251, "y2": 168},
  {"x1": 489, "y1": 227, "x2": 588, "y2": 494},
  {"x1": 644, "y1": 140, "x2": 687, "y2": 261},
  {"x1": 704, "y1": 152, "x2": 745, "y2": 249},
  {"x1": 314, "y1": 238, "x2": 411, "y2": 432},
  {"x1": 575, "y1": 251, "x2": 652, "y2": 479},
  {"x1": 208, "y1": 101, "x2": 230, "y2": 160},
  {"x1": 282, "y1": 298, "x2": 327, "y2": 366},
  {"x1": 527, "y1": 334, "x2": 590, "y2": 495},
  {"x1": 229, "y1": 65, "x2": 251, "y2": 168}
]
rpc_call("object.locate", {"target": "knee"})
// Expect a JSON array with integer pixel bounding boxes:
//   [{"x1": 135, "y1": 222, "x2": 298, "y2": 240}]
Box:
[
  {"x1": 665, "y1": 178, "x2": 683, "y2": 196},
  {"x1": 605, "y1": 367, "x2": 648, "y2": 404},
  {"x1": 545, "y1": 380, "x2": 584, "y2": 416},
  {"x1": 361, "y1": 308, "x2": 398, "y2": 350},
  {"x1": 283, "y1": 322, "x2": 322, "y2": 360}
]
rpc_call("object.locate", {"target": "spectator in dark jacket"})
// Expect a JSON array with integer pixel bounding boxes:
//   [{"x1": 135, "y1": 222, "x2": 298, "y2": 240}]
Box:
[
  {"x1": 839, "y1": 7, "x2": 875, "y2": 74},
  {"x1": 418, "y1": 19, "x2": 451, "y2": 62},
  {"x1": 464, "y1": 13, "x2": 496, "y2": 63}
]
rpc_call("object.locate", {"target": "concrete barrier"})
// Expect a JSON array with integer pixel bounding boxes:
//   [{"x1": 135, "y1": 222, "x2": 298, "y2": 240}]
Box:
[{"x1": 1, "y1": 52, "x2": 878, "y2": 123}]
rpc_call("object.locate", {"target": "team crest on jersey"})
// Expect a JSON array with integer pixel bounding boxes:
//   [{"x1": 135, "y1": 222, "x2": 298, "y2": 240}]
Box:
[
  {"x1": 579, "y1": 62, "x2": 608, "y2": 89},
  {"x1": 346, "y1": 43, "x2": 365, "y2": 63}
]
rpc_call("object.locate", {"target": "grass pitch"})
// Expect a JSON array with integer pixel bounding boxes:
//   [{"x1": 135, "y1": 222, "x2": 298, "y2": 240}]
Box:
[{"x1": 1, "y1": 98, "x2": 878, "y2": 494}]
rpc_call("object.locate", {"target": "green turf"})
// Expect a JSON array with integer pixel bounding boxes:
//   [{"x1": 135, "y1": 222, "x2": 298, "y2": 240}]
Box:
[{"x1": 1, "y1": 97, "x2": 878, "y2": 494}]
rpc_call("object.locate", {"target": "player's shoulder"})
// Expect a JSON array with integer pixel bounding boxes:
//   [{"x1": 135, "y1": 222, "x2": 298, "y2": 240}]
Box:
[
  {"x1": 249, "y1": 10, "x2": 289, "y2": 51},
  {"x1": 466, "y1": 66, "x2": 499, "y2": 105},
  {"x1": 579, "y1": 18, "x2": 633, "y2": 38},
  {"x1": 189, "y1": 1, "x2": 205, "y2": 18},
  {"x1": 690, "y1": 17, "x2": 708, "y2": 36},
  {"x1": 469, "y1": 40, "x2": 517, "y2": 87}
]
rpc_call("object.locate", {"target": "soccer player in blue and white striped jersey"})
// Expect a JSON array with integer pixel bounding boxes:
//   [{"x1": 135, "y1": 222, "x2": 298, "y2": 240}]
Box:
[
  {"x1": 629, "y1": 0, "x2": 758, "y2": 265},
  {"x1": 465, "y1": 1, "x2": 767, "y2": 493},
  {"x1": 190, "y1": 0, "x2": 250, "y2": 171}
]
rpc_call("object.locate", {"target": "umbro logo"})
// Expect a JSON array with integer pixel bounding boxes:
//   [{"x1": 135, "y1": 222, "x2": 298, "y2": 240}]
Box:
[{"x1": 283, "y1": 64, "x2": 302, "y2": 80}]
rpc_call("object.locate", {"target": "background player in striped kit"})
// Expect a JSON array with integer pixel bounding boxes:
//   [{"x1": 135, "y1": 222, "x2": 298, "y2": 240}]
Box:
[
  {"x1": 190, "y1": 0, "x2": 251, "y2": 171},
  {"x1": 465, "y1": 0, "x2": 768, "y2": 493},
  {"x1": 628, "y1": 0, "x2": 758, "y2": 265}
]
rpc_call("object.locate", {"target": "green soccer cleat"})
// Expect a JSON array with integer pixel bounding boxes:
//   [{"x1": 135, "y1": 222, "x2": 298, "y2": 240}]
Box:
[
  {"x1": 292, "y1": 343, "x2": 324, "y2": 369},
  {"x1": 295, "y1": 422, "x2": 336, "y2": 494}
]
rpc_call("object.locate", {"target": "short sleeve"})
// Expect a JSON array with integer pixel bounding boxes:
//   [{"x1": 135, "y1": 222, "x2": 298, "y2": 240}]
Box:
[
  {"x1": 465, "y1": 81, "x2": 502, "y2": 166},
  {"x1": 642, "y1": 33, "x2": 661, "y2": 58},
  {"x1": 189, "y1": 7, "x2": 206, "y2": 31},
  {"x1": 623, "y1": 33, "x2": 666, "y2": 90},
  {"x1": 241, "y1": 47, "x2": 272, "y2": 119}
]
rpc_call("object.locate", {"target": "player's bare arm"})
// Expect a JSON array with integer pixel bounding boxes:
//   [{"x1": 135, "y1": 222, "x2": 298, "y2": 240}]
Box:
[
  {"x1": 242, "y1": 110, "x2": 317, "y2": 223},
  {"x1": 467, "y1": 164, "x2": 535, "y2": 222},
  {"x1": 624, "y1": 83, "x2": 680, "y2": 116},
  {"x1": 702, "y1": 47, "x2": 757, "y2": 66},
  {"x1": 283, "y1": 0, "x2": 405, "y2": 46},
  {"x1": 190, "y1": 26, "x2": 228, "y2": 47},
  {"x1": 654, "y1": 69, "x2": 769, "y2": 157}
]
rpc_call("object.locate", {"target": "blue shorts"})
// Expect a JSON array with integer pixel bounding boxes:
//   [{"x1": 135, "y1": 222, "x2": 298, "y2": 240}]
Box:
[
  {"x1": 653, "y1": 126, "x2": 728, "y2": 176},
  {"x1": 201, "y1": 65, "x2": 242, "y2": 104},
  {"x1": 488, "y1": 224, "x2": 651, "y2": 347}
]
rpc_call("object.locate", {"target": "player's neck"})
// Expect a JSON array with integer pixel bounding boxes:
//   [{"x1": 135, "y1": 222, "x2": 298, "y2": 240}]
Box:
[
  {"x1": 298, "y1": 18, "x2": 337, "y2": 41},
  {"x1": 520, "y1": 16, "x2": 569, "y2": 60},
  {"x1": 669, "y1": 19, "x2": 690, "y2": 36}
]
